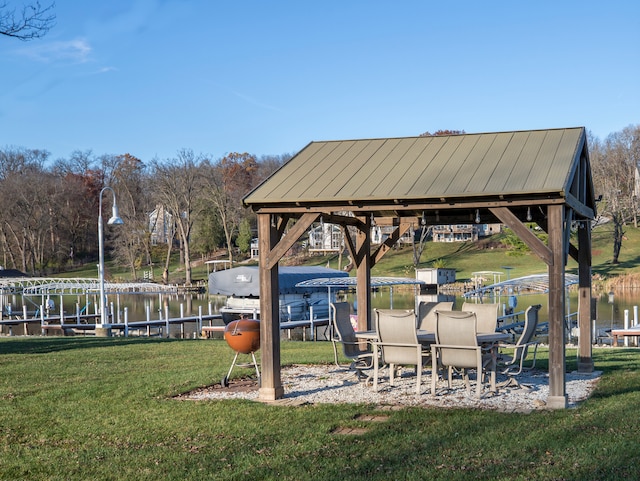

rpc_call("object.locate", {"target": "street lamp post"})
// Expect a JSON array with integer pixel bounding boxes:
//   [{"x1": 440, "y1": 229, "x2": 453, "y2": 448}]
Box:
[{"x1": 97, "y1": 187, "x2": 124, "y2": 336}]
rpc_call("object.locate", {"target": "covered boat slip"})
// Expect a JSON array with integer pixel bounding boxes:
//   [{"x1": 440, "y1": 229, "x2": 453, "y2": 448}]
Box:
[
  {"x1": 464, "y1": 273, "x2": 581, "y2": 335},
  {"x1": 243, "y1": 127, "x2": 597, "y2": 408}
]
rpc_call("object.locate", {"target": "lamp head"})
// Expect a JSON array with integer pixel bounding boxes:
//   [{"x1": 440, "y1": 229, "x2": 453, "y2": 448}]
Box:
[{"x1": 107, "y1": 204, "x2": 124, "y2": 225}]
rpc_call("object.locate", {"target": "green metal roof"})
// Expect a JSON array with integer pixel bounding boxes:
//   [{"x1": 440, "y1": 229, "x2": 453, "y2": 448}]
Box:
[{"x1": 244, "y1": 127, "x2": 595, "y2": 219}]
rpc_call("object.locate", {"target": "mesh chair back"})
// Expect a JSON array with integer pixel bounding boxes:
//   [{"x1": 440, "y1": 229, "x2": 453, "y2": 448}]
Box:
[
  {"x1": 417, "y1": 301, "x2": 454, "y2": 331},
  {"x1": 514, "y1": 304, "x2": 542, "y2": 360},
  {"x1": 435, "y1": 310, "x2": 479, "y2": 368},
  {"x1": 461, "y1": 302, "x2": 499, "y2": 334},
  {"x1": 331, "y1": 302, "x2": 359, "y2": 358},
  {"x1": 375, "y1": 309, "x2": 418, "y2": 365}
]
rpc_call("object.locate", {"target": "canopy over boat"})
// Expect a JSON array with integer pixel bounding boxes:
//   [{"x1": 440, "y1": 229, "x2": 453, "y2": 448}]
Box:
[
  {"x1": 208, "y1": 266, "x2": 348, "y2": 297},
  {"x1": 463, "y1": 273, "x2": 579, "y2": 298},
  {"x1": 295, "y1": 276, "x2": 425, "y2": 289}
]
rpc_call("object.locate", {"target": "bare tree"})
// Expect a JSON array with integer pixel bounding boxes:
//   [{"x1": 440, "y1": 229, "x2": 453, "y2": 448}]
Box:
[
  {"x1": 590, "y1": 125, "x2": 640, "y2": 263},
  {"x1": 150, "y1": 150, "x2": 205, "y2": 285},
  {"x1": 0, "y1": 147, "x2": 52, "y2": 273},
  {"x1": 411, "y1": 221, "x2": 431, "y2": 269},
  {"x1": 108, "y1": 154, "x2": 150, "y2": 279},
  {"x1": 0, "y1": 1, "x2": 55, "y2": 40},
  {"x1": 202, "y1": 152, "x2": 258, "y2": 264}
]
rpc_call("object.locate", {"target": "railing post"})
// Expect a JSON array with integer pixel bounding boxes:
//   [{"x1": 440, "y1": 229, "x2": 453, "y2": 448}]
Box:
[
  {"x1": 624, "y1": 310, "x2": 629, "y2": 347},
  {"x1": 165, "y1": 305, "x2": 170, "y2": 338}
]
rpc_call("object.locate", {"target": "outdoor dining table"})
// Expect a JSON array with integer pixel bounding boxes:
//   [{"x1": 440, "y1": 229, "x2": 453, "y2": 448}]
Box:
[{"x1": 355, "y1": 329, "x2": 510, "y2": 345}]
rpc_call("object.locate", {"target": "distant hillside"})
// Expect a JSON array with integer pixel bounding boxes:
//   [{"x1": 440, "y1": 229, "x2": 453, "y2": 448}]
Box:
[{"x1": 300, "y1": 224, "x2": 640, "y2": 287}]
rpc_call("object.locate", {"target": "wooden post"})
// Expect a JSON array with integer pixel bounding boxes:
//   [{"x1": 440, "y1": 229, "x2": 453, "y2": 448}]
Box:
[
  {"x1": 547, "y1": 204, "x2": 567, "y2": 408},
  {"x1": 356, "y1": 215, "x2": 372, "y2": 332},
  {"x1": 577, "y1": 222, "x2": 594, "y2": 372},
  {"x1": 258, "y1": 213, "x2": 284, "y2": 401}
]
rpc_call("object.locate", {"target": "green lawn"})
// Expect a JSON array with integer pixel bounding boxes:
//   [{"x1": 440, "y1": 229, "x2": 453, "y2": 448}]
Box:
[{"x1": 1, "y1": 337, "x2": 639, "y2": 480}]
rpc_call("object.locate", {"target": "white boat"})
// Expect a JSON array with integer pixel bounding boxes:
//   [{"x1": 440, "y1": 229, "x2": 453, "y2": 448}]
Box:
[{"x1": 208, "y1": 266, "x2": 348, "y2": 325}]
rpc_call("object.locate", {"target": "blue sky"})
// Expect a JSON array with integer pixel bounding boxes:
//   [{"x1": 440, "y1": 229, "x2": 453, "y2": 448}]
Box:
[{"x1": 1, "y1": 0, "x2": 638, "y2": 163}]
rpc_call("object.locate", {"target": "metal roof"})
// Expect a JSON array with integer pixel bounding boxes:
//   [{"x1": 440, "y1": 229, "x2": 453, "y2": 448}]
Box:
[
  {"x1": 0, "y1": 278, "x2": 178, "y2": 295},
  {"x1": 463, "y1": 273, "x2": 580, "y2": 298},
  {"x1": 243, "y1": 127, "x2": 595, "y2": 221},
  {"x1": 295, "y1": 276, "x2": 425, "y2": 289}
]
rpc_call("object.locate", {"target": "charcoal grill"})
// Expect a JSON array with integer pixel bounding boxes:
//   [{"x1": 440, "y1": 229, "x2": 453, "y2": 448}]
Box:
[{"x1": 222, "y1": 318, "x2": 260, "y2": 387}]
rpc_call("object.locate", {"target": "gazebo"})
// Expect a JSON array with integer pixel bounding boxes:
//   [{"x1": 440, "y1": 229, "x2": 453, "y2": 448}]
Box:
[{"x1": 243, "y1": 127, "x2": 596, "y2": 409}]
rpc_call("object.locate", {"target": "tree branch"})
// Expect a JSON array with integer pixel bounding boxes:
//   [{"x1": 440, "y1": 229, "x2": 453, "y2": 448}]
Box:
[{"x1": 0, "y1": 1, "x2": 56, "y2": 40}]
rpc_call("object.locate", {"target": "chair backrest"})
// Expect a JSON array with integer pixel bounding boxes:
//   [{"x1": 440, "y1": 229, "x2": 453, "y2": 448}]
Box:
[
  {"x1": 514, "y1": 304, "x2": 542, "y2": 358},
  {"x1": 435, "y1": 310, "x2": 479, "y2": 369},
  {"x1": 461, "y1": 302, "x2": 499, "y2": 334},
  {"x1": 417, "y1": 301, "x2": 454, "y2": 331},
  {"x1": 331, "y1": 302, "x2": 359, "y2": 358},
  {"x1": 374, "y1": 308, "x2": 418, "y2": 365}
]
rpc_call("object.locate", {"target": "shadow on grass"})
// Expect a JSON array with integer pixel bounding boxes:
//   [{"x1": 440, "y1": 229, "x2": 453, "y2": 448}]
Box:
[
  {"x1": 592, "y1": 255, "x2": 640, "y2": 275},
  {"x1": 0, "y1": 336, "x2": 181, "y2": 355}
]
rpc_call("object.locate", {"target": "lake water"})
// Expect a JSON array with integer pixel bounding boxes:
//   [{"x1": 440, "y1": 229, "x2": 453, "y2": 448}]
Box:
[
  {"x1": 4, "y1": 286, "x2": 640, "y2": 338},
  {"x1": 353, "y1": 287, "x2": 640, "y2": 338}
]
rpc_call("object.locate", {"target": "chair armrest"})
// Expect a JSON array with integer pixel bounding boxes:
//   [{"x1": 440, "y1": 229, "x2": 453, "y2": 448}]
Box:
[
  {"x1": 432, "y1": 343, "x2": 481, "y2": 351},
  {"x1": 372, "y1": 341, "x2": 423, "y2": 348},
  {"x1": 498, "y1": 340, "x2": 539, "y2": 349}
]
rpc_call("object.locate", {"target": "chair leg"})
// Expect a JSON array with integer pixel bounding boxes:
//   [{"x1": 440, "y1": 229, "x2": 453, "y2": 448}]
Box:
[
  {"x1": 389, "y1": 363, "x2": 396, "y2": 386},
  {"x1": 373, "y1": 348, "x2": 380, "y2": 391},
  {"x1": 490, "y1": 361, "x2": 496, "y2": 393},
  {"x1": 462, "y1": 370, "x2": 472, "y2": 394},
  {"x1": 332, "y1": 341, "x2": 340, "y2": 367},
  {"x1": 431, "y1": 346, "x2": 438, "y2": 396}
]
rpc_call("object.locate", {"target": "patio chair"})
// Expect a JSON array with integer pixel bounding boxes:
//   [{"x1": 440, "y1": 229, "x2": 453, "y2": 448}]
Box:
[
  {"x1": 373, "y1": 308, "x2": 429, "y2": 395},
  {"x1": 416, "y1": 301, "x2": 454, "y2": 331},
  {"x1": 330, "y1": 302, "x2": 373, "y2": 380},
  {"x1": 461, "y1": 302, "x2": 499, "y2": 334},
  {"x1": 431, "y1": 310, "x2": 496, "y2": 398},
  {"x1": 497, "y1": 304, "x2": 542, "y2": 387}
]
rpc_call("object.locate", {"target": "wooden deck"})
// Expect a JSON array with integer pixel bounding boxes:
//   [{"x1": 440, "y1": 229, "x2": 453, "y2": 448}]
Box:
[{"x1": 611, "y1": 328, "x2": 640, "y2": 347}]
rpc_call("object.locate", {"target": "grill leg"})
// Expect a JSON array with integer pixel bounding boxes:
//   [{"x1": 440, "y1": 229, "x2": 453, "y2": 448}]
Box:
[
  {"x1": 251, "y1": 351, "x2": 261, "y2": 381},
  {"x1": 222, "y1": 351, "x2": 240, "y2": 387}
]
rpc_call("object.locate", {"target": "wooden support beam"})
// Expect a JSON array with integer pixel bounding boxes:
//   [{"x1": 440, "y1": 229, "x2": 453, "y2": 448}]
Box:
[
  {"x1": 264, "y1": 213, "x2": 318, "y2": 269},
  {"x1": 577, "y1": 223, "x2": 594, "y2": 372},
  {"x1": 547, "y1": 204, "x2": 567, "y2": 409},
  {"x1": 355, "y1": 215, "x2": 372, "y2": 332},
  {"x1": 257, "y1": 213, "x2": 284, "y2": 401},
  {"x1": 490, "y1": 207, "x2": 553, "y2": 266},
  {"x1": 371, "y1": 221, "x2": 412, "y2": 268}
]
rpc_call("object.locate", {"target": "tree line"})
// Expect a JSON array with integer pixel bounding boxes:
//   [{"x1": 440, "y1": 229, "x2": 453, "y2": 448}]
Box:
[
  {"x1": 0, "y1": 148, "x2": 289, "y2": 283},
  {"x1": 0, "y1": 124, "x2": 637, "y2": 282},
  {"x1": 589, "y1": 124, "x2": 640, "y2": 263}
]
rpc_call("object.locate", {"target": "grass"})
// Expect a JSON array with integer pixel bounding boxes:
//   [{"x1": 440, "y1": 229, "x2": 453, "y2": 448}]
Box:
[{"x1": 1, "y1": 337, "x2": 640, "y2": 480}]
